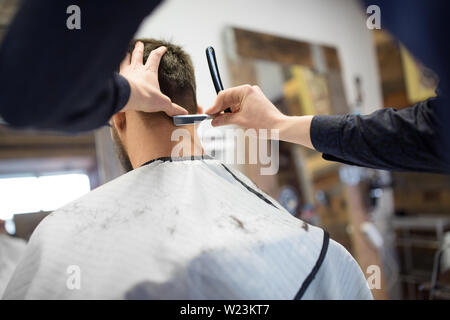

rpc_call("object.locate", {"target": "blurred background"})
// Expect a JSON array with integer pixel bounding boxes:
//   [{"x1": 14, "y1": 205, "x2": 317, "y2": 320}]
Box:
[{"x1": 1, "y1": 0, "x2": 450, "y2": 300}]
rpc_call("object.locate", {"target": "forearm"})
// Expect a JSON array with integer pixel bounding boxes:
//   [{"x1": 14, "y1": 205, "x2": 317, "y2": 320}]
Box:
[
  {"x1": 309, "y1": 100, "x2": 449, "y2": 173},
  {"x1": 0, "y1": 0, "x2": 162, "y2": 132},
  {"x1": 277, "y1": 115, "x2": 314, "y2": 149}
]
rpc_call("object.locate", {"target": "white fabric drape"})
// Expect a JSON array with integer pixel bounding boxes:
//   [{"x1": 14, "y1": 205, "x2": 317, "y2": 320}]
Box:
[{"x1": 3, "y1": 159, "x2": 372, "y2": 300}]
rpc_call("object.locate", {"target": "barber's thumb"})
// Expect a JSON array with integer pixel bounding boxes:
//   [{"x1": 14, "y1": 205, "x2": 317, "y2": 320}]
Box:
[
  {"x1": 166, "y1": 103, "x2": 189, "y2": 116},
  {"x1": 211, "y1": 113, "x2": 237, "y2": 127}
]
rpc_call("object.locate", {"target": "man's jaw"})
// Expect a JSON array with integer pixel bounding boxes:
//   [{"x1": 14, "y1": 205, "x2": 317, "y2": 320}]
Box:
[{"x1": 111, "y1": 126, "x2": 134, "y2": 172}]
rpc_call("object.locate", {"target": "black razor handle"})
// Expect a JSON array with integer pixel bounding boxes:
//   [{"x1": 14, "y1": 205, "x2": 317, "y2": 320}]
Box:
[{"x1": 206, "y1": 46, "x2": 231, "y2": 113}]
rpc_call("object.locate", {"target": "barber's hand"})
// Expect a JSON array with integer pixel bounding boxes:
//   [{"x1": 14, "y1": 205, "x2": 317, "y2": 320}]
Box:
[
  {"x1": 119, "y1": 42, "x2": 188, "y2": 116},
  {"x1": 206, "y1": 84, "x2": 314, "y2": 149},
  {"x1": 205, "y1": 85, "x2": 286, "y2": 129}
]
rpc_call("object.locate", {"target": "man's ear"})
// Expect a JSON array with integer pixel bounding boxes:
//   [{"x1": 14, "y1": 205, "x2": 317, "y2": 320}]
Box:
[
  {"x1": 196, "y1": 105, "x2": 204, "y2": 114},
  {"x1": 112, "y1": 112, "x2": 127, "y2": 131}
]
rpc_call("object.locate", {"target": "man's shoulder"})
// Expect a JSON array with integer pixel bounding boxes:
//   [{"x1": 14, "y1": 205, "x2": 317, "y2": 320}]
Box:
[{"x1": 308, "y1": 236, "x2": 373, "y2": 299}]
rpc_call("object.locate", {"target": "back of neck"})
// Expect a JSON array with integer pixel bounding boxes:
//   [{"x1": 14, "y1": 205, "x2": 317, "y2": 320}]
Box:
[{"x1": 128, "y1": 123, "x2": 204, "y2": 169}]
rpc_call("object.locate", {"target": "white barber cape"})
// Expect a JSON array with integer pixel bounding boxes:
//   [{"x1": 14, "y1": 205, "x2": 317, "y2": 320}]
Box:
[
  {"x1": 0, "y1": 234, "x2": 26, "y2": 297},
  {"x1": 3, "y1": 158, "x2": 373, "y2": 300}
]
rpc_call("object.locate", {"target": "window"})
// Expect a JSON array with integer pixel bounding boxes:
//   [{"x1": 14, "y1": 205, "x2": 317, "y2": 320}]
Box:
[{"x1": 0, "y1": 172, "x2": 91, "y2": 220}]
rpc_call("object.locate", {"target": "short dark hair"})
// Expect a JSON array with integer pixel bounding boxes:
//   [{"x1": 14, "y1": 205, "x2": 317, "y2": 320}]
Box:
[{"x1": 127, "y1": 39, "x2": 197, "y2": 114}]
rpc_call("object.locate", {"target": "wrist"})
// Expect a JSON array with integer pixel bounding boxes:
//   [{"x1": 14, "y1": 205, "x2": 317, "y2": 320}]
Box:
[
  {"x1": 278, "y1": 115, "x2": 314, "y2": 149},
  {"x1": 277, "y1": 115, "x2": 292, "y2": 141},
  {"x1": 270, "y1": 113, "x2": 289, "y2": 131}
]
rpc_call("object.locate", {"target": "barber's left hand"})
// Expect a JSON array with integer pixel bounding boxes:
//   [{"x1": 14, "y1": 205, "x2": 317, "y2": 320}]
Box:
[{"x1": 119, "y1": 42, "x2": 188, "y2": 116}]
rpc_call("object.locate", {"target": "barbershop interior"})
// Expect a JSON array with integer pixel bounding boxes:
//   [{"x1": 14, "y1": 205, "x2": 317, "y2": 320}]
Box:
[{"x1": 0, "y1": 0, "x2": 449, "y2": 300}]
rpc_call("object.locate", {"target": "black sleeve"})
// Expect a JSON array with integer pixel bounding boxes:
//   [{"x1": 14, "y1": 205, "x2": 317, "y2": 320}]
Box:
[
  {"x1": 360, "y1": 0, "x2": 450, "y2": 169},
  {"x1": 0, "y1": 0, "x2": 162, "y2": 132},
  {"x1": 310, "y1": 97, "x2": 450, "y2": 174}
]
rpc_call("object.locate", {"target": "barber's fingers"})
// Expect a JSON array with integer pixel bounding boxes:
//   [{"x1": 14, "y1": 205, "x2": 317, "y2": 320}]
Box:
[
  {"x1": 152, "y1": 90, "x2": 188, "y2": 116},
  {"x1": 211, "y1": 112, "x2": 240, "y2": 127},
  {"x1": 164, "y1": 102, "x2": 189, "y2": 116},
  {"x1": 206, "y1": 85, "x2": 253, "y2": 115},
  {"x1": 145, "y1": 46, "x2": 167, "y2": 72},
  {"x1": 120, "y1": 53, "x2": 131, "y2": 71},
  {"x1": 130, "y1": 41, "x2": 144, "y2": 67}
]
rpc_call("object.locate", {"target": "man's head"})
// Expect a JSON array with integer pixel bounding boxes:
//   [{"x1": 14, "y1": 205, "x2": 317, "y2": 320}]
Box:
[
  {"x1": 111, "y1": 39, "x2": 201, "y2": 171},
  {"x1": 128, "y1": 39, "x2": 198, "y2": 114}
]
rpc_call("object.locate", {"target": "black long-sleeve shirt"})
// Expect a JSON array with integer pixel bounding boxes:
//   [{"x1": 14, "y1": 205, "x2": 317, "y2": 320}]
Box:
[
  {"x1": 311, "y1": 97, "x2": 450, "y2": 174},
  {"x1": 0, "y1": 0, "x2": 162, "y2": 132},
  {"x1": 310, "y1": 0, "x2": 450, "y2": 173},
  {"x1": 0, "y1": 0, "x2": 449, "y2": 173}
]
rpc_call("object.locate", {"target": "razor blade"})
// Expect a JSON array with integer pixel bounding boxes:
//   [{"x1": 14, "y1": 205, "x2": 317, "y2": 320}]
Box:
[{"x1": 172, "y1": 114, "x2": 212, "y2": 126}]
